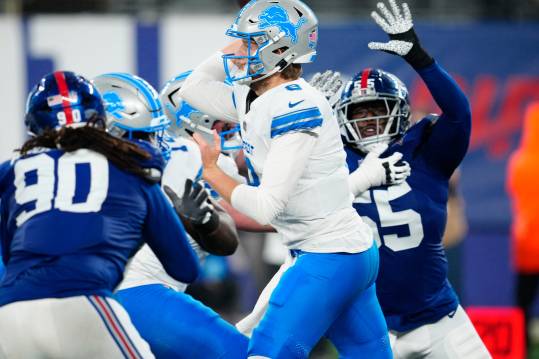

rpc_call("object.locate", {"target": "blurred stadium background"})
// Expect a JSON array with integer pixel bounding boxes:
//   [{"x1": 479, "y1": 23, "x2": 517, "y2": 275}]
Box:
[{"x1": 0, "y1": 0, "x2": 538, "y2": 357}]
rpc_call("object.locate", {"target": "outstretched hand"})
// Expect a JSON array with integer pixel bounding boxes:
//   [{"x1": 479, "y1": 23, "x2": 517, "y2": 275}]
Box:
[
  {"x1": 309, "y1": 70, "x2": 344, "y2": 108},
  {"x1": 368, "y1": 0, "x2": 433, "y2": 69},
  {"x1": 164, "y1": 180, "x2": 214, "y2": 225}
]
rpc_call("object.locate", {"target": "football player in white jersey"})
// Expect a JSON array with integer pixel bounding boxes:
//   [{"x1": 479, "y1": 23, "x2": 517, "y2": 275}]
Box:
[
  {"x1": 177, "y1": 0, "x2": 407, "y2": 357},
  {"x1": 93, "y1": 73, "x2": 250, "y2": 358}
]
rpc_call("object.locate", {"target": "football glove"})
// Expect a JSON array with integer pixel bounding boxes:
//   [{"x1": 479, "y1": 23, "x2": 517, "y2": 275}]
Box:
[
  {"x1": 309, "y1": 70, "x2": 344, "y2": 108},
  {"x1": 164, "y1": 179, "x2": 217, "y2": 227},
  {"x1": 349, "y1": 143, "x2": 411, "y2": 196},
  {"x1": 368, "y1": 0, "x2": 434, "y2": 69}
]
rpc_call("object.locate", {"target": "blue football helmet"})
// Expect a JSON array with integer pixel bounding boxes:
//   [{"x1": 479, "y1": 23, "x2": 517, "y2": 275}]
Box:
[
  {"x1": 25, "y1": 71, "x2": 106, "y2": 136},
  {"x1": 337, "y1": 68, "x2": 411, "y2": 153},
  {"x1": 160, "y1": 71, "x2": 242, "y2": 155},
  {"x1": 92, "y1": 73, "x2": 171, "y2": 160}
]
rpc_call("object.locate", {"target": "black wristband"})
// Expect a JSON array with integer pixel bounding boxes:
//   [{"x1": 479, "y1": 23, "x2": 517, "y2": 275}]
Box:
[
  {"x1": 193, "y1": 211, "x2": 220, "y2": 236},
  {"x1": 389, "y1": 28, "x2": 434, "y2": 70}
]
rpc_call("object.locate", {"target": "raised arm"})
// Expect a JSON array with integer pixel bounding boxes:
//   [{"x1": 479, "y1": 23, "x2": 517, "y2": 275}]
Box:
[
  {"x1": 368, "y1": 0, "x2": 471, "y2": 176},
  {"x1": 417, "y1": 63, "x2": 471, "y2": 176},
  {"x1": 143, "y1": 183, "x2": 200, "y2": 283},
  {"x1": 178, "y1": 50, "x2": 238, "y2": 122}
]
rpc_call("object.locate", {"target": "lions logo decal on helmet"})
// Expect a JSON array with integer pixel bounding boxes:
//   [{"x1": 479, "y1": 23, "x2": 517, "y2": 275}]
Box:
[{"x1": 258, "y1": 5, "x2": 306, "y2": 44}]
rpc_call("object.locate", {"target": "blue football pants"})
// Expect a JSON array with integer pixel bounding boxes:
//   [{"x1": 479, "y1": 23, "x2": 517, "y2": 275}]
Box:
[
  {"x1": 249, "y1": 243, "x2": 392, "y2": 358},
  {"x1": 116, "y1": 284, "x2": 248, "y2": 358}
]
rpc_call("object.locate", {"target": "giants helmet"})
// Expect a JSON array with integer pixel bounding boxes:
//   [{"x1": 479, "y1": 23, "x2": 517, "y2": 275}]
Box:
[
  {"x1": 337, "y1": 68, "x2": 411, "y2": 153},
  {"x1": 25, "y1": 71, "x2": 105, "y2": 136}
]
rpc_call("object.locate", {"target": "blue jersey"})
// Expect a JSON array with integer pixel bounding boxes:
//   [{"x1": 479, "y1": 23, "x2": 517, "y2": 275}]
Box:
[
  {"x1": 0, "y1": 147, "x2": 199, "y2": 306},
  {"x1": 345, "y1": 62, "x2": 471, "y2": 332}
]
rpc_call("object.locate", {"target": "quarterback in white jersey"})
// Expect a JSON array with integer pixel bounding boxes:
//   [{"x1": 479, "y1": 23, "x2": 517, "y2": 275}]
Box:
[{"x1": 179, "y1": 0, "x2": 395, "y2": 357}]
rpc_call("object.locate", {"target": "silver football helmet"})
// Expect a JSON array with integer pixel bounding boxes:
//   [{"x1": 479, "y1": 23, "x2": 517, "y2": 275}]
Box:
[
  {"x1": 160, "y1": 71, "x2": 242, "y2": 154},
  {"x1": 92, "y1": 73, "x2": 170, "y2": 155},
  {"x1": 224, "y1": 0, "x2": 319, "y2": 84}
]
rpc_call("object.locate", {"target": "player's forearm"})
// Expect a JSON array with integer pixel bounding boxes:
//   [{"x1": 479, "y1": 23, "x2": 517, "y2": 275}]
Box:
[
  {"x1": 230, "y1": 133, "x2": 315, "y2": 226},
  {"x1": 219, "y1": 199, "x2": 276, "y2": 232},
  {"x1": 178, "y1": 52, "x2": 237, "y2": 122},
  {"x1": 418, "y1": 62, "x2": 471, "y2": 130},
  {"x1": 203, "y1": 165, "x2": 241, "y2": 204},
  {"x1": 203, "y1": 161, "x2": 281, "y2": 226}
]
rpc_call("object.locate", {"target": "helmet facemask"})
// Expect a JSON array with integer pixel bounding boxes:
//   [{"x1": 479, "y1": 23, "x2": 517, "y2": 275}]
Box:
[
  {"x1": 223, "y1": 32, "x2": 274, "y2": 84},
  {"x1": 215, "y1": 121, "x2": 242, "y2": 156},
  {"x1": 339, "y1": 97, "x2": 408, "y2": 153}
]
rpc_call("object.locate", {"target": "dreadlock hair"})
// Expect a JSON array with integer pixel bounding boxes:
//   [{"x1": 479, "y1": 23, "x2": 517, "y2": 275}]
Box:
[{"x1": 19, "y1": 118, "x2": 153, "y2": 180}]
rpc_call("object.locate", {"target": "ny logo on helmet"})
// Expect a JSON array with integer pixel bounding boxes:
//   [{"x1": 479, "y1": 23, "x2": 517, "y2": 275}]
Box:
[
  {"x1": 258, "y1": 5, "x2": 307, "y2": 44},
  {"x1": 102, "y1": 92, "x2": 125, "y2": 120}
]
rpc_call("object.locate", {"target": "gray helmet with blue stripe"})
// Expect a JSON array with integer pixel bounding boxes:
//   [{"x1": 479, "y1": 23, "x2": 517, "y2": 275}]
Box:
[
  {"x1": 224, "y1": 0, "x2": 319, "y2": 83},
  {"x1": 160, "y1": 70, "x2": 218, "y2": 143},
  {"x1": 92, "y1": 73, "x2": 170, "y2": 138},
  {"x1": 160, "y1": 71, "x2": 243, "y2": 155}
]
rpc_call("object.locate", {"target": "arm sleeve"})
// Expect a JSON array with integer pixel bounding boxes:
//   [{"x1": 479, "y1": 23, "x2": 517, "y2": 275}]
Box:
[
  {"x1": 178, "y1": 52, "x2": 238, "y2": 122},
  {"x1": 231, "y1": 132, "x2": 316, "y2": 225},
  {"x1": 143, "y1": 183, "x2": 200, "y2": 283},
  {"x1": 419, "y1": 61, "x2": 472, "y2": 177}
]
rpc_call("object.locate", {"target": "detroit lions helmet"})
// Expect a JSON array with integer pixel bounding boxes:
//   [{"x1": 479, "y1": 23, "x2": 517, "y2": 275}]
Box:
[
  {"x1": 92, "y1": 73, "x2": 171, "y2": 157},
  {"x1": 25, "y1": 71, "x2": 106, "y2": 136},
  {"x1": 337, "y1": 68, "x2": 411, "y2": 153},
  {"x1": 160, "y1": 71, "x2": 242, "y2": 154},
  {"x1": 224, "y1": 0, "x2": 318, "y2": 84}
]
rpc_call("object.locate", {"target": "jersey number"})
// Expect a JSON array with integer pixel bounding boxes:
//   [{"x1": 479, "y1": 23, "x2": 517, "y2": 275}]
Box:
[
  {"x1": 357, "y1": 182, "x2": 424, "y2": 252},
  {"x1": 14, "y1": 150, "x2": 109, "y2": 226}
]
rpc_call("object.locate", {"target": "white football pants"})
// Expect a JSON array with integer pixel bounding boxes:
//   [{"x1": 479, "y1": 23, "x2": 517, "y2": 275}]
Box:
[
  {"x1": 390, "y1": 305, "x2": 491, "y2": 359},
  {"x1": 0, "y1": 295, "x2": 154, "y2": 359}
]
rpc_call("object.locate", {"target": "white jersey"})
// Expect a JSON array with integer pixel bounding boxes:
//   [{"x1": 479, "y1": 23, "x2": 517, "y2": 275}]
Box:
[
  {"x1": 233, "y1": 79, "x2": 372, "y2": 252},
  {"x1": 118, "y1": 136, "x2": 243, "y2": 292}
]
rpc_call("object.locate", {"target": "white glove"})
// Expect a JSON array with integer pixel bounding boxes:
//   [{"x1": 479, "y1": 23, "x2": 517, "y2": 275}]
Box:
[
  {"x1": 348, "y1": 143, "x2": 411, "y2": 197},
  {"x1": 368, "y1": 0, "x2": 434, "y2": 69},
  {"x1": 309, "y1": 70, "x2": 344, "y2": 108}
]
